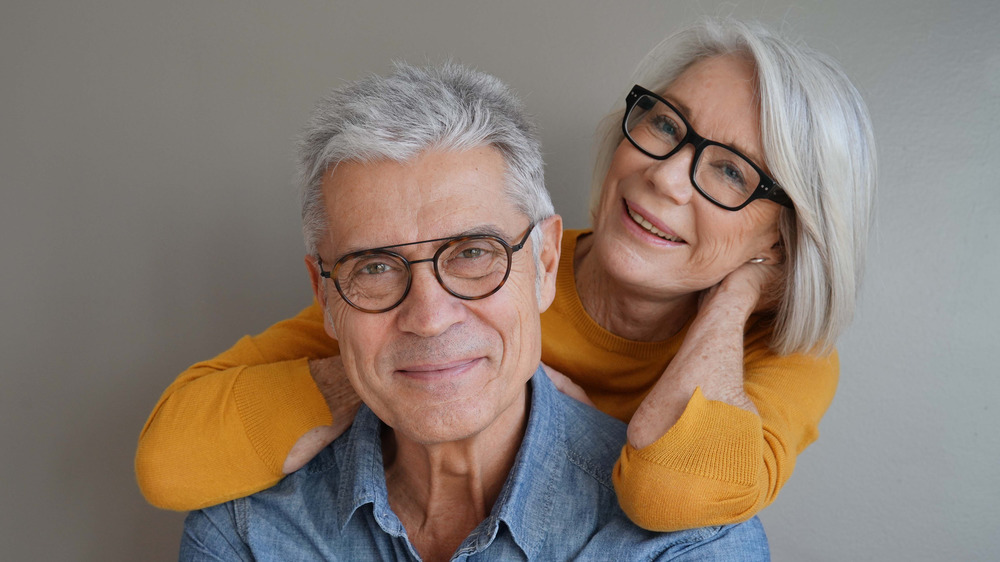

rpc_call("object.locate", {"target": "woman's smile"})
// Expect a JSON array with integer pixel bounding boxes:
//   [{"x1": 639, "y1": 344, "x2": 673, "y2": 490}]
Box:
[{"x1": 623, "y1": 200, "x2": 687, "y2": 245}]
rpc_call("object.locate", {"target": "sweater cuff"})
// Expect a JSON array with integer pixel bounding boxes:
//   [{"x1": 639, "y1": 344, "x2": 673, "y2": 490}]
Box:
[
  {"x1": 623, "y1": 387, "x2": 763, "y2": 486},
  {"x1": 233, "y1": 358, "x2": 334, "y2": 474}
]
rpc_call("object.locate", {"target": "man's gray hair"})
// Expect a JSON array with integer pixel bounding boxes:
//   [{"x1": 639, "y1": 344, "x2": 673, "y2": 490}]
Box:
[
  {"x1": 298, "y1": 62, "x2": 553, "y2": 258},
  {"x1": 590, "y1": 18, "x2": 877, "y2": 355}
]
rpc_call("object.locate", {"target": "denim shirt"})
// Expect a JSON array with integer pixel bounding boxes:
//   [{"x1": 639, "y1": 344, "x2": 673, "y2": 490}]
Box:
[{"x1": 181, "y1": 368, "x2": 770, "y2": 561}]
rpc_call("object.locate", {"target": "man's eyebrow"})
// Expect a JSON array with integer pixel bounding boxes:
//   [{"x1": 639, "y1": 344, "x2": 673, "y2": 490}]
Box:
[
  {"x1": 334, "y1": 224, "x2": 513, "y2": 256},
  {"x1": 456, "y1": 224, "x2": 509, "y2": 239}
]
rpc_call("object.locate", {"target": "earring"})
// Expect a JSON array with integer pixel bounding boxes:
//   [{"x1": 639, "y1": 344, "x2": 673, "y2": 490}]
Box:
[{"x1": 749, "y1": 257, "x2": 766, "y2": 264}]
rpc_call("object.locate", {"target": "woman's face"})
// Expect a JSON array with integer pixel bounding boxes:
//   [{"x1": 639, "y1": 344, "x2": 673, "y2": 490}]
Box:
[{"x1": 590, "y1": 55, "x2": 783, "y2": 298}]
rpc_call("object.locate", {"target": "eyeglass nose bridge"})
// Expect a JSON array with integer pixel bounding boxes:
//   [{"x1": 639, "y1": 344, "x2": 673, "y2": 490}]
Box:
[
  {"x1": 387, "y1": 249, "x2": 489, "y2": 312},
  {"x1": 638, "y1": 122, "x2": 731, "y2": 206},
  {"x1": 663, "y1": 124, "x2": 710, "y2": 161},
  {"x1": 643, "y1": 128, "x2": 709, "y2": 191},
  {"x1": 400, "y1": 254, "x2": 458, "y2": 300},
  {"x1": 325, "y1": 225, "x2": 531, "y2": 314}
]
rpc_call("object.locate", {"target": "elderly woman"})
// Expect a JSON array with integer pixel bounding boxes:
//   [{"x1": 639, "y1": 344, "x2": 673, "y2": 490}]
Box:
[{"x1": 137, "y1": 18, "x2": 875, "y2": 531}]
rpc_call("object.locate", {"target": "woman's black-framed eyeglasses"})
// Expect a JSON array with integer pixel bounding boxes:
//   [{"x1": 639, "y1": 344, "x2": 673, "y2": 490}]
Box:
[
  {"x1": 318, "y1": 223, "x2": 535, "y2": 313},
  {"x1": 622, "y1": 85, "x2": 793, "y2": 211}
]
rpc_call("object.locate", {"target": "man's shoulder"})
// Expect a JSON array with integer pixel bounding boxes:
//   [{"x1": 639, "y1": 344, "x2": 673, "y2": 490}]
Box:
[
  {"x1": 556, "y1": 389, "x2": 626, "y2": 482},
  {"x1": 526, "y1": 372, "x2": 771, "y2": 561},
  {"x1": 228, "y1": 420, "x2": 354, "y2": 513},
  {"x1": 531, "y1": 371, "x2": 626, "y2": 492},
  {"x1": 576, "y1": 516, "x2": 771, "y2": 561},
  {"x1": 241, "y1": 443, "x2": 344, "y2": 511}
]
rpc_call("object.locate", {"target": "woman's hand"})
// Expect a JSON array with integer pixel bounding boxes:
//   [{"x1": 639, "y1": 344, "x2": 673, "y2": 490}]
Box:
[
  {"x1": 701, "y1": 249, "x2": 786, "y2": 319},
  {"x1": 626, "y1": 255, "x2": 783, "y2": 449},
  {"x1": 283, "y1": 356, "x2": 362, "y2": 474},
  {"x1": 542, "y1": 363, "x2": 595, "y2": 407}
]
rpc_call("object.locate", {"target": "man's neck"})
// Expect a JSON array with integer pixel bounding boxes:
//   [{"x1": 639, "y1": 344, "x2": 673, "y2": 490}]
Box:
[{"x1": 382, "y1": 387, "x2": 530, "y2": 562}]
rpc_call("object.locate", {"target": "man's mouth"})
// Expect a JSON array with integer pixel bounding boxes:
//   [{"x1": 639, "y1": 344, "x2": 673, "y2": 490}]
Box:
[
  {"x1": 396, "y1": 357, "x2": 483, "y2": 379},
  {"x1": 625, "y1": 202, "x2": 685, "y2": 243}
]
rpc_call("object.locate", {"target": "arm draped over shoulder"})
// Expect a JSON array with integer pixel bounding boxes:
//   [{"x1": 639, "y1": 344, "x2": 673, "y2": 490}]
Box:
[
  {"x1": 609, "y1": 342, "x2": 838, "y2": 530},
  {"x1": 539, "y1": 229, "x2": 838, "y2": 531},
  {"x1": 136, "y1": 231, "x2": 838, "y2": 528},
  {"x1": 135, "y1": 303, "x2": 335, "y2": 510}
]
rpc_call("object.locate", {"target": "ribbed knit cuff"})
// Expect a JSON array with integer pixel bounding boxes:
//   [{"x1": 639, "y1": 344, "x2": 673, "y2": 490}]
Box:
[
  {"x1": 625, "y1": 387, "x2": 762, "y2": 486},
  {"x1": 232, "y1": 358, "x2": 334, "y2": 474}
]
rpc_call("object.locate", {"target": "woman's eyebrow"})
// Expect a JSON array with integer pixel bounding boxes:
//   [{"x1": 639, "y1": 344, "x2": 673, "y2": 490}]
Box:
[{"x1": 667, "y1": 94, "x2": 766, "y2": 164}]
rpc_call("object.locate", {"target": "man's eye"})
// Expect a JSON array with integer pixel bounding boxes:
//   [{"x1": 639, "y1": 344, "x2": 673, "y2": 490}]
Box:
[
  {"x1": 360, "y1": 262, "x2": 391, "y2": 275},
  {"x1": 457, "y1": 247, "x2": 485, "y2": 259}
]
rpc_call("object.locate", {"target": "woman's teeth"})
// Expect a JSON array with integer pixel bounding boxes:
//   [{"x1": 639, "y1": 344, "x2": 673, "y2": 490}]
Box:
[{"x1": 628, "y1": 207, "x2": 684, "y2": 242}]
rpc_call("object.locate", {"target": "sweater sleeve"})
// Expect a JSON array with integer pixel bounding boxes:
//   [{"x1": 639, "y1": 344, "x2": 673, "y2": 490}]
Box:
[
  {"x1": 612, "y1": 348, "x2": 839, "y2": 531},
  {"x1": 135, "y1": 302, "x2": 338, "y2": 511}
]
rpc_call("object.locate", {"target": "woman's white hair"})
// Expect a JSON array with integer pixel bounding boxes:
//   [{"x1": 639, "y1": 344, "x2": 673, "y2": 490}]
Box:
[
  {"x1": 591, "y1": 18, "x2": 877, "y2": 355},
  {"x1": 298, "y1": 62, "x2": 553, "y2": 261}
]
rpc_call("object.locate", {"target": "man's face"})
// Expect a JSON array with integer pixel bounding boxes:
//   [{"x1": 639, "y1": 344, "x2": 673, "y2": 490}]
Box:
[{"x1": 307, "y1": 146, "x2": 560, "y2": 445}]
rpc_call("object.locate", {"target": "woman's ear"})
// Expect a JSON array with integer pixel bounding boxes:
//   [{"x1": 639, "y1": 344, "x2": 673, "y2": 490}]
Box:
[{"x1": 749, "y1": 239, "x2": 785, "y2": 265}]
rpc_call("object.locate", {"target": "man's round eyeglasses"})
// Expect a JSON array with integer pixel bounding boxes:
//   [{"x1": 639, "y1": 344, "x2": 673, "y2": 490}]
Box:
[
  {"x1": 622, "y1": 85, "x2": 793, "y2": 212},
  {"x1": 318, "y1": 223, "x2": 535, "y2": 314}
]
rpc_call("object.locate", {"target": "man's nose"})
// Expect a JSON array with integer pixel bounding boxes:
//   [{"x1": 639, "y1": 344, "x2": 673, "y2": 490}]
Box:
[
  {"x1": 643, "y1": 145, "x2": 696, "y2": 206},
  {"x1": 394, "y1": 263, "x2": 466, "y2": 337}
]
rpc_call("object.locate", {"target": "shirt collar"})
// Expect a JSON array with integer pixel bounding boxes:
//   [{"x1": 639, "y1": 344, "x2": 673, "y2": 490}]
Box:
[
  {"x1": 332, "y1": 366, "x2": 566, "y2": 558},
  {"x1": 334, "y1": 404, "x2": 405, "y2": 537},
  {"x1": 489, "y1": 367, "x2": 565, "y2": 558}
]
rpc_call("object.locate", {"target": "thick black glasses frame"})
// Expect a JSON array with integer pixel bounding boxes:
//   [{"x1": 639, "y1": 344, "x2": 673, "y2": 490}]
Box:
[
  {"x1": 623, "y1": 85, "x2": 793, "y2": 211},
  {"x1": 318, "y1": 223, "x2": 535, "y2": 314}
]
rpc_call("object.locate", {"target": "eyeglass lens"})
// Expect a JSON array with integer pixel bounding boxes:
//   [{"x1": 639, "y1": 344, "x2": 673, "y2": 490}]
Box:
[
  {"x1": 335, "y1": 236, "x2": 511, "y2": 312},
  {"x1": 625, "y1": 94, "x2": 762, "y2": 209}
]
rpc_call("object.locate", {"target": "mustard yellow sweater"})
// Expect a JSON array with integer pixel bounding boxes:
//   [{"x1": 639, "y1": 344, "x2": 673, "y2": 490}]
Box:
[{"x1": 136, "y1": 230, "x2": 837, "y2": 530}]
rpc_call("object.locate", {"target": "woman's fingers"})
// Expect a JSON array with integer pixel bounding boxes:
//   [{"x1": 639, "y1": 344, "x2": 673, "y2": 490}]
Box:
[{"x1": 542, "y1": 363, "x2": 596, "y2": 407}]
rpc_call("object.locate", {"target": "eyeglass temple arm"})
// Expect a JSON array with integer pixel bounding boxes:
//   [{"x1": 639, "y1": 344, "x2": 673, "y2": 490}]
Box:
[
  {"x1": 316, "y1": 256, "x2": 333, "y2": 278},
  {"x1": 764, "y1": 186, "x2": 794, "y2": 208}
]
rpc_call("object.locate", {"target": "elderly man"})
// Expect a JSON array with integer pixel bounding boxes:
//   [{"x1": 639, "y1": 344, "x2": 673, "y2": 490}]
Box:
[{"x1": 179, "y1": 64, "x2": 768, "y2": 561}]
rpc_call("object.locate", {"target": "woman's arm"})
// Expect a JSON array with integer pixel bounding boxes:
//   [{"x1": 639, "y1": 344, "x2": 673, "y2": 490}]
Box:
[
  {"x1": 626, "y1": 275, "x2": 761, "y2": 449},
  {"x1": 135, "y1": 301, "x2": 356, "y2": 511},
  {"x1": 615, "y1": 346, "x2": 837, "y2": 531},
  {"x1": 615, "y1": 262, "x2": 838, "y2": 531}
]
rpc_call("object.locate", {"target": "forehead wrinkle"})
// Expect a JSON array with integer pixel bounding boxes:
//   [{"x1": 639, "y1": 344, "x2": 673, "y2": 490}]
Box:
[
  {"x1": 663, "y1": 58, "x2": 766, "y2": 166},
  {"x1": 323, "y1": 146, "x2": 523, "y2": 257},
  {"x1": 666, "y1": 90, "x2": 763, "y2": 164},
  {"x1": 331, "y1": 195, "x2": 520, "y2": 258},
  {"x1": 363, "y1": 223, "x2": 521, "y2": 262}
]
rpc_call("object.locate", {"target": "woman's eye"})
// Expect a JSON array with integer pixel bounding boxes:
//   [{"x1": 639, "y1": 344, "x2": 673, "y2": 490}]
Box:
[
  {"x1": 651, "y1": 115, "x2": 681, "y2": 139},
  {"x1": 715, "y1": 162, "x2": 752, "y2": 194},
  {"x1": 724, "y1": 164, "x2": 745, "y2": 184}
]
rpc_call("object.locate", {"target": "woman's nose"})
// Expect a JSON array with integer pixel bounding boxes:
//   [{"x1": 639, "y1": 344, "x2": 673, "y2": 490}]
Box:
[{"x1": 643, "y1": 145, "x2": 696, "y2": 206}]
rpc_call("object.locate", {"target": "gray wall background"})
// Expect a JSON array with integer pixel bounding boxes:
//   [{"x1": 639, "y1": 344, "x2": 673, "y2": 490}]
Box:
[{"x1": 2, "y1": 0, "x2": 997, "y2": 560}]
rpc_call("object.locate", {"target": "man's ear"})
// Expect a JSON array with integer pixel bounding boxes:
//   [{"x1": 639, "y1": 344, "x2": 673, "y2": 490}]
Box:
[
  {"x1": 536, "y1": 214, "x2": 562, "y2": 314},
  {"x1": 304, "y1": 255, "x2": 338, "y2": 340}
]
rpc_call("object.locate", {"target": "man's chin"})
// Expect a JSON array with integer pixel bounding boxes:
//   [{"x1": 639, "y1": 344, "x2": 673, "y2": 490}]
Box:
[
  {"x1": 387, "y1": 401, "x2": 494, "y2": 445},
  {"x1": 384, "y1": 387, "x2": 529, "y2": 449}
]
